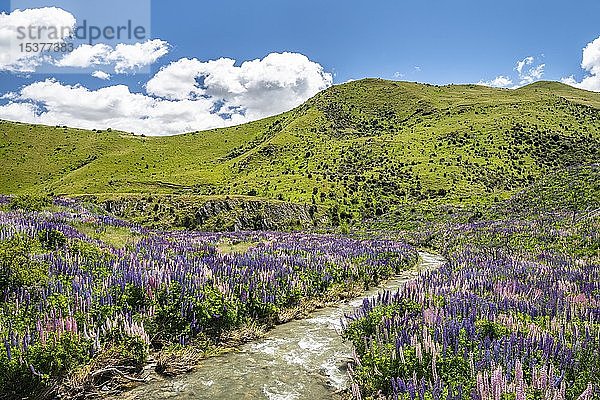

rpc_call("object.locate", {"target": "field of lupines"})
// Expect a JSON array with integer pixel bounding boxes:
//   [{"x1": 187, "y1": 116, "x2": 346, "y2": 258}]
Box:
[
  {"x1": 0, "y1": 196, "x2": 418, "y2": 397},
  {"x1": 343, "y1": 212, "x2": 600, "y2": 400}
]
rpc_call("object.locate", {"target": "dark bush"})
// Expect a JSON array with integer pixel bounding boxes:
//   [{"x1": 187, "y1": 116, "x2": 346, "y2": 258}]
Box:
[
  {"x1": 38, "y1": 229, "x2": 67, "y2": 250},
  {"x1": 9, "y1": 195, "x2": 51, "y2": 212},
  {"x1": 0, "y1": 235, "x2": 48, "y2": 290}
]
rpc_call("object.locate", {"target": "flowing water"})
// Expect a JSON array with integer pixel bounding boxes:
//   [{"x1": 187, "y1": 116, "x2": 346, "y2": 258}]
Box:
[{"x1": 121, "y1": 252, "x2": 445, "y2": 400}]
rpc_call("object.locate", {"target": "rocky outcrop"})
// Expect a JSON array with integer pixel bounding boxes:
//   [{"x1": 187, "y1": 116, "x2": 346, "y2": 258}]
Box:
[{"x1": 85, "y1": 194, "x2": 329, "y2": 231}]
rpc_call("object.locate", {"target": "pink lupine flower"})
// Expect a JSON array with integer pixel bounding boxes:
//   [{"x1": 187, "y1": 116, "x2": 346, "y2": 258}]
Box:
[
  {"x1": 576, "y1": 383, "x2": 594, "y2": 400},
  {"x1": 415, "y1": 342, "x2": 423, "y2": 364},
  {"x1": 477, "y1": 372, "x2": 487, "y2": 400},
  {"x1": 515, "y1": 360, "x2": 525, "y2": 400}
]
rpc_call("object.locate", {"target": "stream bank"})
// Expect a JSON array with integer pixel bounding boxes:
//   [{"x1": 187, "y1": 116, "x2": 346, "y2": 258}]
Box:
[{"x1": 118, "y1": 252, "x2": 445, "y2": 400}]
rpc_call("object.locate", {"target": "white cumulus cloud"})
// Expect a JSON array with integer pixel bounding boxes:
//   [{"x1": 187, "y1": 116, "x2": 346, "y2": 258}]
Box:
[
  {"x1": 56, "y1": 39, "x2": 169, "y2": 73},
  {"x1": 146, "y1": 52, "x2": 333, "y2": 120},
  {"x1": 0, "y1": 52, "x2": 333, "y2": 136},
  {"x1": 561, "y1": 36, "x2": 600, "y2": 92},
  {"x1": 0, "y1": 7, "x2": 75, "y2": 72},
  {"x1": 515, "y1": 56, "x2": 545, "y2": 85},
  {"x1": 477, "y1": 75, "x2": 513, "y2": 88},
  {"x1": 0, "y1": 78, "x2": 226, "y2": 135},
  {"x1": 477, "y1": 56, "x2": 544, "y2": 89},
  {"x1": 56, "y1": 43, "x2": 112, "y2": 68},
  {"x1": 145, "y1": 57, "x2": 203, "y2": 100},
  {"x1": 515, "y1": 56, "x2": 534, "y2": 75},
  {"x1": 109, "y1": 40, "x2": 170, "y2": 73},
  {"x1": 91, "y1": 70, "x2": 111, "y2": 80}
]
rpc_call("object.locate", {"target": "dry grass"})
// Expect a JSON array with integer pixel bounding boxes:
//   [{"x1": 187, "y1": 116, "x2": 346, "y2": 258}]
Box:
[{"x1": 58, "y1": 346, "x2": 147, "y2": 399}]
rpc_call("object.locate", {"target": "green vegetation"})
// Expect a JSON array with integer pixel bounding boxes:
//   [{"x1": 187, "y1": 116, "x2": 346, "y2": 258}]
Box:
[
  {"x1": 83, "y1": 193, "x2": 327, "y2": 231},
  {"x1": 343, "y1": 165, "x2": 600, "y2": 400},
  {"x1": 8, "y1": 194, "x2": 52, "y2": 212},
  {"x1": 0, "y1": 234, "x2": 48, "y2": 290},
  {"x1": 70, "y1": 221, "x2": 140, "y2": 248},
  {"x1": 0, "y1": 199, "x2": 418, "y2": 398},
  {"x1": 2, "y1": 80, "x2": 599, "y2": 225},
  {"x1": 216, "y1": 239, "x2": 258, "y2": 254},
  {"x1": 1, "y1": 79, "x2": 599, "y2": 398}
]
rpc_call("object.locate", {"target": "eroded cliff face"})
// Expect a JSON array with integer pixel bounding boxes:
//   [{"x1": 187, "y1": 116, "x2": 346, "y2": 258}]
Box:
[{"x1": 87, "y1": 194, "x2": 329, "y2": 231}]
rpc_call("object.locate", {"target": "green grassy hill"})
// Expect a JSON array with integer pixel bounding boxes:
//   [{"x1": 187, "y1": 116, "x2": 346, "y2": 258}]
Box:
[
  {"x1": 1, "y1": 79, "x2": 599, "y2": 221},
  {"x1": 492, "y1": 163, "x2": 600, "y2": 218}
]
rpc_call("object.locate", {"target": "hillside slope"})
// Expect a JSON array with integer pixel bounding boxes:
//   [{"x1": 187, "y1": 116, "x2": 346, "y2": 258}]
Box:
[{"x1": 1, "y1": 79, "x2": 599, "y2": 220}]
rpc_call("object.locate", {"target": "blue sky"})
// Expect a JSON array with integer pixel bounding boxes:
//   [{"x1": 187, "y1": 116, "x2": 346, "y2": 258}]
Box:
[
  {"x1": 1, "y1": 0, "x2": 599, "y2": 135},
  {"x1": 151, "y1": 0, "x2": 598, "y2": 83}
]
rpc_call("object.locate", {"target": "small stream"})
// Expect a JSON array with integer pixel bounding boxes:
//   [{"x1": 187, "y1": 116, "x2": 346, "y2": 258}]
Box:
[{"x1": 121, "y1": 252, "x2": 445, "y2": 400}]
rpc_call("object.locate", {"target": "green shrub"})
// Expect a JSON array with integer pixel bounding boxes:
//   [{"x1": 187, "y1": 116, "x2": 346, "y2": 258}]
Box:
[
  {"x1": 68, "y1": 239, "x2": 114, "y2": 278},
  {"x1": 147, "y1": 282, "x2": 241, "y2": 344},
  {"x1": 101, "y1": 333, "x2": 149, "y2": 368},
  {"x1": 0, "y1": 333, "x2": 92, "y2": 397},
  {"x1": 8, "y1": 195, "x2": 51, "y2": 212},
  {"x1": 27, "y1": 333, "x2": 92, "y2": 380},
  {"x1": 475, "y1": 319, "x2": 510, "y2": 340},
  {"x1": 344, "y1": 300, "x2": 421, "y2": 354},
  {"x1": 0, "y1": 234, "x2": 48, "y2": 290},
  {"x1": 38, "y1": 228, "x2": 67, "y2": 250},
  {"x1": 147, "y1": 282, "x2": 191, "y2": 343}
]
